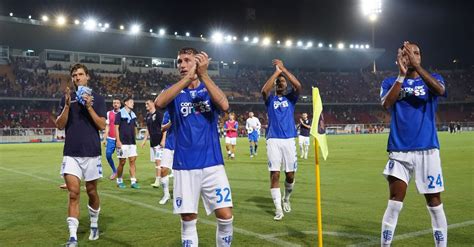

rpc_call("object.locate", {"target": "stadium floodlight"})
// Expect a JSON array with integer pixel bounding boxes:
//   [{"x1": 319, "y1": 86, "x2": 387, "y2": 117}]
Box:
[
  {"x1": 297, "y1": 41, "x2": 303, "y2": 47},
  {"x1": 350, "y1": 44, "x2": 354, "y2": 49},
  {"x1": 232, "y1": 36, "x2": 237, "y2": 41},
  {"x1": 306, "y1": 41, "x2": 313, "y2": 48},
  {"x1": 119, "y1": 25, "x2": 124, "y2": 30},
  {"x1": 262, "y1": 37, "x2": 271, "y2": 46},
  {"x1": 338, "y1": 43, "x2": 345, "y2": 49},
  {"x1": 225, "y1": 35, "x2": 233, "y2": 42},
  {"x1": 28, "y1": 15, "x2": 32, "y2": 19},
  {"x1": 56, "y1": 16, "x2": 66, "y2": 26},
  {"x1": 84, "y1": 18, "x2": 97, "y2": 30},
  {"x1": 211, "y1": 32, "x2": 224, "y2": 43},
  {"x1": 98, "y1": 23, "x2": 103, "y2": 27},
  {"x1": 185, "y1": 32, "x2": 190, "y2": 37},
  {"x1": 104, "y1": 23, "x2": 110, "y2": 29},
  {"x1": 365, "y1": 44, "x2": 370, "y2": 49},
  {"x1": 159, "y1": 28, "x2": 166, "y2": 35},
  {"x1": 318, "y1": 42, "x2": 323, "y2": 48},
  {"x1": 74, "y1": 19, "x2": 80, "y2": 25},
  {"x1": 174, "y1": 31, "x2": 178, "y2": 36},
  {"x1": 243, "y1": 36, "x2": 249, "y2": 42},
  {"x1": 329, "y1": 44, "x2": 333, "y2": 48},
  {"x1": 285, "y1": 40, "x2": 293, "y2": 47},
  {"x1": 42, "y1": 15, "x2": 49, "y2": 22},
  {"x1": 276, "y1": 40, "x2": 281, "y2": 45},
  {"x1": 149, "y1": 29, "x2": 153, "y2": 33},
  {"x1": 130, "y1": 24, "x2": 141, "y2": 34},
  {"x1": 361, "y1": 0, "x2": 382, "y2": 17},
  {"x1": 355, "y1": 44, "x2": 360, "y2": 49},
  {"x1": 252, "y1": 37, "x2": 259, "y2": 44},
  {"x1": 232, "y1": 61, "x2": 237, "y2": 65},
  {"x1": 9, "y1": 13, "x2": 13, "y2": 17}
]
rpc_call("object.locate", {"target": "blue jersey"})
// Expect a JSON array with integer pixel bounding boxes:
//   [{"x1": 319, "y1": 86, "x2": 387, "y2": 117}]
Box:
[
  {"x1": 265, "y1": 90, "x2": 299, "y2": 139},
  {"x1": 162, "y1": 110, "x2": 175, "y2": 150},
  {"x1": 167, "y1": 83, "x2": 224, "y2": 170},
  {"x1": 380, "y1": 73, "x2": 446, "y2": 152}
]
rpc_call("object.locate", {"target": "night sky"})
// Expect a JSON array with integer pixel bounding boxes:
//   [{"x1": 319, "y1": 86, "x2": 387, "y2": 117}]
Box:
[{"x1": 1, "y1": 0, "x2": 473, "y2": 69}]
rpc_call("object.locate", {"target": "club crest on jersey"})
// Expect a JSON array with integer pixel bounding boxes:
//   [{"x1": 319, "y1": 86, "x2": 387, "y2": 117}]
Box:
[
  {"x1": 407, "y1": 79, "x2": 414, "y2": 86},
  {"x1": 180, "y1": 100, "x2": 211, "y2": 117},
  {"x1": 176, "y1": 197, "x2": 182, "y2": 208}
]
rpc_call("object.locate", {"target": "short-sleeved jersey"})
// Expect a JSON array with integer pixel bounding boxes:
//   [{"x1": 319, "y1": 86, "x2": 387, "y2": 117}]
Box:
[
  {"x1": 106, "y1": 110, "x2": 117, "y2": 139},
  {"x1": 167, "y1": 82, "x2": 224, "y2": 170},
  {"x1": 380, "y1": 73, "x2": 447, "y2": 151},
  {"x1": 162, "y1": 110, "x2": 175, "y2": 150},
  {"x1": 265, "y1": 90, "x2": 299, "y2": 139},
  {"x1": 145, "y1": 110, "x2": 164, "y2": 147},
  {"x1": 245, "y1": 117, "x2": 261, "y2": 133},
  {"x1": 58, "y1": 91, "x2": 106, "y2": 157},
  {"x1": 224, "y1": 120, "x2": 238, "y2": 138},
  {"x1": 299, "y1": 119, "x2": 311, "y2": 137},
  {"x1": 114, "y1": 110, "x2": 138, "y2": 145}
]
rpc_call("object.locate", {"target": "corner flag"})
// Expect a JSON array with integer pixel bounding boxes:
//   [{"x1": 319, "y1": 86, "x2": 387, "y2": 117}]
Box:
[
  {"x1": 310, "y1": 87, "x2": 328, "y2": 247},
  {"x1": 310, "y1": 87, "x2": 328, "y2": 160}
]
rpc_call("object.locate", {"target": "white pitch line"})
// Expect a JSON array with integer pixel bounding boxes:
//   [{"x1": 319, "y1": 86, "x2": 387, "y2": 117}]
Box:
[
  {"x1": 0, "y1": 166, "x2": 299, "y2": 247},
  {"x1": 265, "y1": 230, "x2": 377, "y2": 240},
  {"x1": 349, "y1": 220, "x2": 474, "y2": 247}
]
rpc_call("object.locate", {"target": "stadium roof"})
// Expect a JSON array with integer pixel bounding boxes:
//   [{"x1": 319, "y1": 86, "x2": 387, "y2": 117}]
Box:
[{"x1": 0, "y1": 16, "x2": 384, "y2": 70}]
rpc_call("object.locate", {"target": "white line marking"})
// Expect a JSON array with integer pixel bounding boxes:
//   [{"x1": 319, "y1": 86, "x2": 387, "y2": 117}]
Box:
[
  {"x1": 265, "y1": 231, "x2": 377, "y2": 240},
  {"x1": 0, "y1": 166, "x2": 299, "y2": 247},
  {"x1": 349, "y1": 220, "x2": 474, "y2": 246}
]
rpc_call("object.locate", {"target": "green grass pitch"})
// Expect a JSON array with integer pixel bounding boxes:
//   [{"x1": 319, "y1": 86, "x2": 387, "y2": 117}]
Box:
[{"x1": 0, "y1": 132, "x2": 473, "y2": 246}]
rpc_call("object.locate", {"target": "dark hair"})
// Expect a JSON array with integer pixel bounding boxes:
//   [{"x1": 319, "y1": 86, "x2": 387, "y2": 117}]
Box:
[
  {"x1": 112, "y1": 97, "x2": 121, "y2": 102},
  {"x1": 70, "y1": 63, "x2": 89, "y2": 76},
  {"x1": 123, "y1": 96, "x2": 133, "y2": 103},
  {"x1": 178, "y1": 47, "x2": 198, "y2": 55},
  {"x1": 275, "y1": 75, "x2": 286, "y2": 84}
]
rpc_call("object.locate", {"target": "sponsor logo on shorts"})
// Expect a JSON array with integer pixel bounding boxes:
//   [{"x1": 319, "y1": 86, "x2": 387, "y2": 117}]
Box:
[{"x1": 176, "y1": 197, "x2": 182, "y2": 208}]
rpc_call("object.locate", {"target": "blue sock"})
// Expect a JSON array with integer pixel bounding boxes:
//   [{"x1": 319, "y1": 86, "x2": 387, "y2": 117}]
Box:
[{"x1": 249, "y1": 145, "x2": 253, "y2": 155}]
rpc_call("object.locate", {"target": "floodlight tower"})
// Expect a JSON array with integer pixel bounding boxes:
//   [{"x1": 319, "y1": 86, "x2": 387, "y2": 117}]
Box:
[{"x1": 361, "y1": 0, "x2": 382, "y2": 72}]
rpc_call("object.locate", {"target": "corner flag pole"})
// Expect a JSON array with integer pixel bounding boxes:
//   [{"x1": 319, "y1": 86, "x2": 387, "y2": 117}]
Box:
[{"x1": 314, "y1": 137, "x2": 323, "y2": 247}]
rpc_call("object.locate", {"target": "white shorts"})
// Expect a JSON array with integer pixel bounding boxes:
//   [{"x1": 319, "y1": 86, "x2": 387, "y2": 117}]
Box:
[
  {"x1": 160, "y1": 148, "x2": 174, "y2": 169},
  {"x1": 383, "y1": 149, "x2": 444, "y2": 194},
  {"x1": 117, "y1": 144, "x2": 137, "y2": 159},
  {"x1": 173, "y1": 165, "x2": 233, "y2": 215},
  {"x1": 150, "y1": 145, "x2": 163, "y2": 162},
  {"x1": 266, "y1": 138, "x2": 298, "y2": 172},
  {"x1": 60, "y1": 156, "x2": 103, "y2": 182},
  {"x1": 298, "y1": 135, "x2": 310, "y2": 146},
  {"x1": 225, "y1": 137, "x2": 237, "y2": 145}
]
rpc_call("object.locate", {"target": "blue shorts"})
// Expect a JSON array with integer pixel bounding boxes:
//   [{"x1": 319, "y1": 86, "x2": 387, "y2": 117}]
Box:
[
  {"x1": 248, "y1": 131, "x2": 259, "y2": 142},
  {"x1": 106, "y1": 138, "x2": 116, "y2": 154}
]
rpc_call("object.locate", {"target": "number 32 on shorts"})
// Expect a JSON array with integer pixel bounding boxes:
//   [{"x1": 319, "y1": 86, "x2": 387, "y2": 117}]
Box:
[
  {"x1": 427, "y1": 174, "x2": 443, "y2": 189},
  {"x1": 215, "y1": 187, "x2": 232, "y2": 203}
]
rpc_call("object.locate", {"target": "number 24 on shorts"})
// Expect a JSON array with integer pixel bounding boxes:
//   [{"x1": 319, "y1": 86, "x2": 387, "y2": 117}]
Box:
[
  {"x1": 216, "y1": 187, "x2": 232, "y2": 203},
  {"x1": 427, "y1": 174, "x2": 443, "y2": 189}
]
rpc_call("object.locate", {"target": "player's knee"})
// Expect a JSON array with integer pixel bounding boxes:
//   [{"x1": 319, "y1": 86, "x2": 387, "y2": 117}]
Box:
[
  {"x1": 285, "y1": 174, "x2": 295, "y2": 183},
  {"x1": 68, "y1": 190, "x2": 80, "y2": 201},
  {"x1": 215, "y1": 208, "x2": 233, "y2": 220},
  {"x1": 425, "y1": 193, "x2": 442, "y2": 207},
  {"x1": 181, "y1": 213, "x2": 198, "y2": 221},
  {"x1": 270, "y1": 172, "x2": 280, "y2": 181}
]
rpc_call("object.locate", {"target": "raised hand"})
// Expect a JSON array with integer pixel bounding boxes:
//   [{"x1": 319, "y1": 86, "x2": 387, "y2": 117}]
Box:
[
  {"x1": 195, "y1": 51, "x2": 210, "y2": 76},
  {"x1": 82, "y1": 94, "x2": 94, "y2": 109},
  {"x1": 272, "y1": 59, "x2": 285, "y2": 72},
  {"x1": 403, "y1": 41, "x2": 421, "y2": 68},
  {"x1": 64, "y1": 87, "x2": 71, "y2": 107},
  {"x1": 396, "y1": 48, "x2": 408, "y2": 76}
]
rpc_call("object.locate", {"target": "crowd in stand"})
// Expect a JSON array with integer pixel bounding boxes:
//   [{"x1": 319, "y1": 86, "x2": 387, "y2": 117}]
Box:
[{"x1": 1, "y1": 57, "x2": 473, "y2": 129}]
